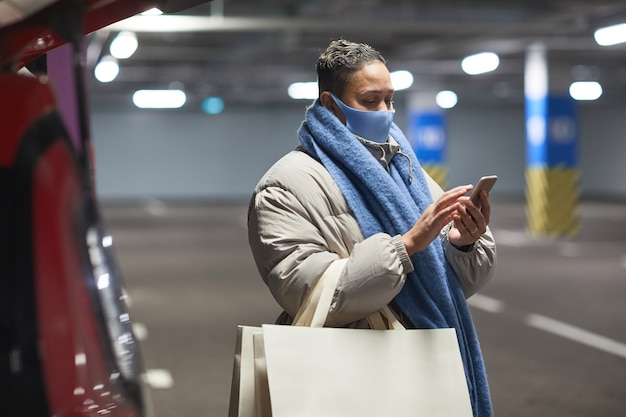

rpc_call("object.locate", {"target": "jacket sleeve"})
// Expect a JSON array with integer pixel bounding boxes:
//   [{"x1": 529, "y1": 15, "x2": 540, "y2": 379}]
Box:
[
  {"x1": 423, "y1": 171, "x2": 497, "y2": 298},
  {"x1": 248, "y1": 184, "x2": 411, "y2": 327}
]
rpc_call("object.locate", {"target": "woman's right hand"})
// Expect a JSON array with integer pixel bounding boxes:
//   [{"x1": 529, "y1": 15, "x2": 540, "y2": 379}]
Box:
[{"x1": 401, "y1": 185, "x2": 472, "y2": 256}]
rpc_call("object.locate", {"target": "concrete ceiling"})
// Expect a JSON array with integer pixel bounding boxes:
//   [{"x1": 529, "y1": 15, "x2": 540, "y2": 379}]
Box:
[{"x1": 87, "y1": 0, "x2": 626, "y2": 108}]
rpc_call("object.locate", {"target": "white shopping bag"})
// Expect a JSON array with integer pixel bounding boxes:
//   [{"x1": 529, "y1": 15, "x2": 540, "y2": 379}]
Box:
[
  {"x1": 253, "y1": 325, "x2": 472, "y2": 417},
  {"x1": 229, "y1": 258, "x2": 473, "y2": 417},
  {"x1": 228, "y1": 325, "x2": 261, "y2": 417}
]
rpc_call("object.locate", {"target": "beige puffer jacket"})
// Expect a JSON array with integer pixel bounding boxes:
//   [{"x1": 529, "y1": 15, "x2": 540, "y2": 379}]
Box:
[{"x1": 247, "y1": 148, "x2": 496, "y2": 327}]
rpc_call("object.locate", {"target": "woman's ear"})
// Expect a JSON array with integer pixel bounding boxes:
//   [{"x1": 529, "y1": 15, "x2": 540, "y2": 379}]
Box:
[
  {"x1": 319, "y1": 91, "x2": 335, "y2": 112},
  {"x1": 320, "y1": 91, "x2": 346, "y2": 124}
]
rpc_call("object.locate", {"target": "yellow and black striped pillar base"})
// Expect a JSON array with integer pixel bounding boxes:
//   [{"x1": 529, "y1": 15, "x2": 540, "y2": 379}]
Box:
[
  {"x1": 525, "y1": 166, "x2": 580, "y2": 238},
  {"x1": 422, "y1": 164, "x2": 448, "y2": 190}
]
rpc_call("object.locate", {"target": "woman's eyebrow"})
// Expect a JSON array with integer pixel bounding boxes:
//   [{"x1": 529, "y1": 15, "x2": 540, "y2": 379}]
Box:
[{"x1": 356, "y1": 88, "x2": 395, "y2": 96}]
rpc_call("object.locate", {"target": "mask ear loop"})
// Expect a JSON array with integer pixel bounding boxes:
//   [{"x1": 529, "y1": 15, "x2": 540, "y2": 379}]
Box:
[
  {"x1": 326, "y1": 92, "x2": 345, "y2": 121},
  {"x1": 329, "y1": 92, "x2": 349, "y2": 118}
]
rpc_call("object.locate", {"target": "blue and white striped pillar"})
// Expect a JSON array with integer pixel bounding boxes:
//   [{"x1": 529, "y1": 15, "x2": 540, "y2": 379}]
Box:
[
  {"x1": 525, "y1": 44, "x2": 580, "y2": 237},
  {"x1": 407, "y1": 93, "x2": 448, "y2": 189}
]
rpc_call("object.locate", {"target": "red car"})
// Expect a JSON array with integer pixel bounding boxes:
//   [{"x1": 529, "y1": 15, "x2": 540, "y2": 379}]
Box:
[{"x1": 0, "y1": 1, "x2": 208, "y2": 415}]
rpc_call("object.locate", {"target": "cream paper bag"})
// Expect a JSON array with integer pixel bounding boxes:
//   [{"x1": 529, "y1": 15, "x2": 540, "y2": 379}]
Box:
[
  {"x1": 255, "y1": 325, "x2": 472, "y2": 417},
  {"x1": 228, "y1": 259, "x2": 350, "y2": 417},
  {"x1": 228, "y1": 325, "x2": 261, "y2": 417},
  {"x1": 230, "y1": 258, "x2": 473, "y2": 417}
]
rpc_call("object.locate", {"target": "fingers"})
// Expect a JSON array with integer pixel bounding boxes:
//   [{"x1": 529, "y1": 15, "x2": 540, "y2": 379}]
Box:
[
  {"x1": 479, "y1": 190, "x2": 491, "y2": 224},
  {"x1": 458, "y1": 191, "x2": 491, "y2": 234},
  {"x1": 446, "y1": 188, "x2": 493, "y2": 248},
  {"x1": 445, "y1": 185, "x2": 473, "y2": 201},
  {"x1": 435, "y1": 185, "x2": 472, "y2": 210},
  {"x1": 453, "y1": 213, "x2": 482, "y2": 238},
  {"x1": 404, "y1": 185, "x2": 479, "y2": 255},
  {"x1": 439, "y1": 202, "x2": 463, "y2": 228},
  {"x1": 436, "y1": 187, "x2": 472, "y2": 223}
]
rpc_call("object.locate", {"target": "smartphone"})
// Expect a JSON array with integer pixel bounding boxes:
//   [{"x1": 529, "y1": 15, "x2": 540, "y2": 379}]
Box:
[{"x1": 469, "y1": 175, "x2": 497, "y2": 205}]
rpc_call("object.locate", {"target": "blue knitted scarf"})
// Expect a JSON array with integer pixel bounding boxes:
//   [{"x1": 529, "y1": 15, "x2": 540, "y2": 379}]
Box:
[{"x1": 298, "y1": 100, "x2": 493, "y2": 417}]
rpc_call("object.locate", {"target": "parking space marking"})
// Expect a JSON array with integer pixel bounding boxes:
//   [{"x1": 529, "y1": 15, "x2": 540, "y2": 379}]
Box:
[
  {"x1": 144, "y1": 198, "x2": 167, "y2": 217},
  {"x1": 467, "y1": 294, "x2": 505, "y2": 313},
  {"x1": 469, "y1": 295, "x2": 626, "y2": 360},
  {"x1": 491, "y1": 229, "x2": 537, "y2": 247},
  {"x1": 526, "y1": 314, "x2": 626, "y2": 359}
]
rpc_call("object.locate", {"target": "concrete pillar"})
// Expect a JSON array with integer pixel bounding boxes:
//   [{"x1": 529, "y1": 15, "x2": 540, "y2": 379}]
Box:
[
  {"x1": 524, "y1": 43, "x2": 580, "y2": 237},
  {"x1": 407, "y1": 92, "x2": 448, "y2": 189}
]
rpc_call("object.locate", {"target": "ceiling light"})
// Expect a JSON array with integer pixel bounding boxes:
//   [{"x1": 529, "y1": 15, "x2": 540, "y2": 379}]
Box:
[
  {"x1": 110, "y1": 31, "x2": 138, "y2": 59},
  {"x1": 569, "y1": 81, "x2": 602, "y2": 101},
  {"x1": 461, "y1": 52, "x2": 500, "y2": 75},
  {"x1": 594, "y1": 23, "x2": 626, "y2": 46},
  {"x1": 435, "y1": 90, "x2": 458, "y2": 109},
  {"x1": 390, "y1": 70, "x2": 414, "y2": 90},
  {"x1": 107, "y1": 15, "x2": 214, "y2": 32},
  {"x1": 288, "y1": 82, "x2": 318, "y2": 100},
  {"x1": 132, "y1": 90, "x2": 187, "y2": 109},
  {"x1": 94, "y1": 56, "x2": 119, "y2": 83}
]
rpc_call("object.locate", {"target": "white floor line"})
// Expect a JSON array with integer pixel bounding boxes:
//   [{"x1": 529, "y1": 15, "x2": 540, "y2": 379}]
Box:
[
  {"x1": 469, "y1": 294, "x2": 626, "y2": 360},
  {"x1": 525, "y1": 313, "x2": 626, "y2": 360},
  {"x1": 144, "y1": 369, "x2": 174, "y2": 389},
  {"x1": 467, "y1": 294, "x2": 505, "y2": 314},
  {"x1": 144, "y1": 198, "x2": 167, "y2": 217},
  {"x1": 491, "y1": 229, "x2": 533, "y2": 247}
]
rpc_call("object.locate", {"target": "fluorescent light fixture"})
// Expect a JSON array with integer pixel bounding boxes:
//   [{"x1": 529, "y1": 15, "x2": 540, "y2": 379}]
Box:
[
  {"x1": 594, "y1": 23, "x2": 626, "y2": 46},
  {"x1": 132, "y1": 89, "x2": 187, "y2": 109},
  {"x1": 390, "y1": 70, "x2": 414, "y2": 90},
  {"x1": 110, "y1": 31, "x2": 138, "y2": 59},
  {"x1": 94, "y1": 56, "x2": 119, "y2": 83},
  {"x1": 108, "y1": 15, "x2": 216, "y2": 32},
  {"x1": 461, "y1": 52, "x2": 500, "y2": 75},
  {"x1": 288, "y1": 81, "x2": 318, "y2": 100},
  {"x1": 569, "y1": 81, "x2": 602, "y2": 101},
  {"x1": 435, "y1": 90, "x2": 458, "y2": 109}
]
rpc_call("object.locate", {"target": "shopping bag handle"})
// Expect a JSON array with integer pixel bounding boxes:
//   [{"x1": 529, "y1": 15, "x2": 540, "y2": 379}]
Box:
[
  {"x1": 367, "y1": 306, "x2": 406, "y2": 330},
  {"x1": 292, "y1": 258, "x2": 406, "y2": 330},
  {"x1": 293, "y1": 258, "x2": 347, "y2": 328}
]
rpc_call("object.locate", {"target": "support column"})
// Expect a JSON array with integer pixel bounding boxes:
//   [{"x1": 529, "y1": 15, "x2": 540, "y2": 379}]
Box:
[
  {"x1": 407, "y1": 92, "x2": 448, "y2": 189},
  {"x1": 524, "y1": 43, "x2": 580, "y2": 237}
]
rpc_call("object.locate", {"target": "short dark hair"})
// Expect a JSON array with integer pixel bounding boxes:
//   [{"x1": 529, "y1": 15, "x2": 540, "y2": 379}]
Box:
[{"x1": 316, "y1": 39, "x2": 386, "y2": 96}]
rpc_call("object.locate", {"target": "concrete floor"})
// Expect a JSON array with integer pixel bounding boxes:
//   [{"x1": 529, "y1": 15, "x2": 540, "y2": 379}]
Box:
[{"x1": 101, "y1": 199, "x2": 626, "y2": 417}]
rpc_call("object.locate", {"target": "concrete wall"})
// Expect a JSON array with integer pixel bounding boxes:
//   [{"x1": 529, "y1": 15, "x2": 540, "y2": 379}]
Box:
[{"x1": 90, "y1": 99, "x2": 626, "y2": 202}]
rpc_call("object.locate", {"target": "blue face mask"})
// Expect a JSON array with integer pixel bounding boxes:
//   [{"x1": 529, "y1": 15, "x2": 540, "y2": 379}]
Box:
[{"x1": 330, "y1": 93, "x2": 395, "y2": 143}]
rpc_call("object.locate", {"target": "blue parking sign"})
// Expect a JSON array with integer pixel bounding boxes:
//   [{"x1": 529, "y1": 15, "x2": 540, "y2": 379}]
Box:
[
  {"x1": 526, "y1": 94, "x2": 577, "y2": 168},
  {"x1": 408, "y1": 111, "x2": 446, "y2": 164},
  {"x1": 547, "y1": 95, "x2": 577, "y2": 167}
]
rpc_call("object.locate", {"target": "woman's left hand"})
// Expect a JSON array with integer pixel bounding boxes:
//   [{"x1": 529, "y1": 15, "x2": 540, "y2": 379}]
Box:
[{"x1": 448, "y1": 190, "x2": 491, "y2": 248}]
